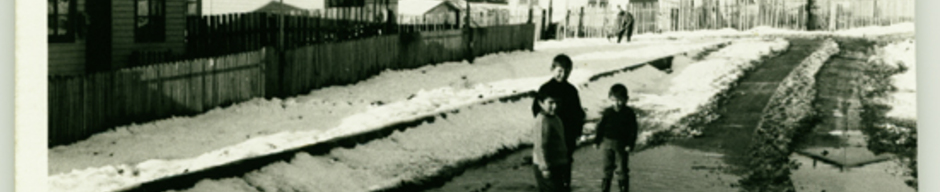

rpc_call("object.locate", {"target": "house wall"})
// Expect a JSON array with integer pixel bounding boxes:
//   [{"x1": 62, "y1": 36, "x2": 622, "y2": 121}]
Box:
[
  {"x1": 49, "y1": 43, "x2": 86, "y2": 76},
  {"x1": 49, "y1": 0, "x2": 87, "y2": 76},
  {"x1": 426, "y1": 4, "x2": 459, "y2": 24},
  {"x1": 110, "y1": 0, "x2": 188, "y2": 69}
]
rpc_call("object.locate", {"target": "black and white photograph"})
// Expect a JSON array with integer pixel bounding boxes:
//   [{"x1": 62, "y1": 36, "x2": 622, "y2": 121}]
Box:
[{"x1": 25, "y1": 0, "x2": 923, "y2": 191}]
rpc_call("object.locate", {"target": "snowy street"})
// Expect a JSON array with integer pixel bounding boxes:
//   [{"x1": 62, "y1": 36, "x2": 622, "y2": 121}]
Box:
[
  {"x1": 50, "y1": 37, "x2": 728, "y2": 192},
  {"x1": 47, "y1": 23, "x2": 917, "y2": 192},
  {"x1": 166, "y1": 38, "x2": 786, "y2": 192}
]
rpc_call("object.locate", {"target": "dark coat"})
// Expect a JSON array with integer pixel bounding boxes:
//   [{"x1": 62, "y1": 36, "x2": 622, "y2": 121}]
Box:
[
  {"x1": 594, "y1": 106, "x2": 639, "y2": 149},
  {"x1": 531, "y1": 79, "x2": 586, "y2": 151}
]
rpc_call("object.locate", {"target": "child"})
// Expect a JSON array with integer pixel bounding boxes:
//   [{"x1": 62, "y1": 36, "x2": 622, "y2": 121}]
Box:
[
  {"x1": 531, "y1": 54, "x2": 586, "y2": 190},
  {"x1": 532, "y1": 93, "x2": 569, "y2": 192},
  {"x1": 593, "y1": 83, "x2": 639, "y2": 192}
]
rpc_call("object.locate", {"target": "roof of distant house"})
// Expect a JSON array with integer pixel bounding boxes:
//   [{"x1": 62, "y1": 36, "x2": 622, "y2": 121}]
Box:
[
  {"x1": 253, "y1": 1, "x2": 307, "y2": 13},
  {"x1": 399, "y1": 0, "x2": 461, "y2": 15}
]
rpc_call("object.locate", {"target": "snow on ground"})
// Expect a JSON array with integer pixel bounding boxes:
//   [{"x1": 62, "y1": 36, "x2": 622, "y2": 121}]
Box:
[
  {"x1": 169, "y1": 39, "x2": 785, "y2": 192},
  {"x1": 876, "y1": 40, "x2": 917, "y2": 121},
  {"x1": 599, "y1": 22, "x2": 915, "y2": 41},
  {"x1": 627, "y1": 39, "x2": 789, "y2": 143},
  {"x1": 48, "y1": 39, "x2": 727, "y2": 192},
  {"x1": 171, "y1": 100, "x2": 534, "y2": 192},
  {"x1": 48, "y1": 23, "x2": 916, "y2": 192}
]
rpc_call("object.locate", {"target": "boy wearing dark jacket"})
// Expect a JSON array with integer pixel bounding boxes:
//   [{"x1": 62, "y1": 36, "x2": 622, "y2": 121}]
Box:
[
  {"x1": 593, "y1": 83, "x2": 639, "y2": 192},
  {"x1": 531, "y1": 54, "x2": 586, "y2": 190}
]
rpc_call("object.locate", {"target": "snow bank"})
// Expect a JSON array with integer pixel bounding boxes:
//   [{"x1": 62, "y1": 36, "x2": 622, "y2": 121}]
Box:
[
  {"x1": 876, "y1": 40, "x2": 917, "y2": 120},
  {"x1": 169, "y1": 44, "x2": 735, "y2": 192},
  {"x1": 171, "y1": 100, "x2": 534, "y2": 192},
  {"x1": 49, "y1": 40, "x2": 728, "y2": 192},
  {"x1": 739, "y1": 39, "x2": 840, "y2": 192},
  {"x1": 627, "y1": 39, "x2": 790, "y2": 144}
]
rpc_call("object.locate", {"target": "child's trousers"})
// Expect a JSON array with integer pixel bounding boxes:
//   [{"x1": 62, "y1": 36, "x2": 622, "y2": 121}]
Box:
[
  {"x1": 600, "y1": 138, "x2": 630, "y2": 192},
  {"x1": 533, "y1": 164, "x2": 568, "y2": 192}
]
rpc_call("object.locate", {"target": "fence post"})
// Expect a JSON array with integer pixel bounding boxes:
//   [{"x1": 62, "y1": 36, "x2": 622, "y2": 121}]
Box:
[
  {"x1": 465, "y1": 1, "x2": 474, "y2": 64},
  {"x1": 541, "y1": 9, "x2": 547, "y2": 38},
  {"x1": 564, "y1": 9, "x2": 570, "y2": 39},
  {"x1": 528, "y1": 5, "x2": 534, "y2": 24},
  {"x1": 578, "y1": 7, "x2": 584, "y2": 38}
]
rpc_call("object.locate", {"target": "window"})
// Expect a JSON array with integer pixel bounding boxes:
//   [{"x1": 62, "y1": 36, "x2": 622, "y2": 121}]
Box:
[
  {"x1": 187, "y1": 0, "x2": 200, "y2": 16},
  {"x1": 135, "y1": 0, "x2": 166, "y2": 42},
  {"x1": 48, "y1": 0, "x2": 76, "y2": 42}
]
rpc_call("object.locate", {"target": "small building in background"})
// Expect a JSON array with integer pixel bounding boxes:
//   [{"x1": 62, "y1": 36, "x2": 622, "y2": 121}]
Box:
[
  {"x1": 200, "y1": 0, "x2": 325, "y2": 15},
  {"x1": 399, "y1": 0, "x2": 461, "y2": 24}
]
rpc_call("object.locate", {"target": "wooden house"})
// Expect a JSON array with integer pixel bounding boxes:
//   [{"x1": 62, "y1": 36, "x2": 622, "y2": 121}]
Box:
[
  {"x1": 48, "y1": 0, "x2": 87, "y2": 76},
  {"x1": 399, "y1": 0, "x2": 461, "y2": 24},
  {"x1": 201, "y1": 0, "x2": 325, "y2": 15},
  {"x1": 49, "y1": 0, "x2": 191, "y2": 75}
]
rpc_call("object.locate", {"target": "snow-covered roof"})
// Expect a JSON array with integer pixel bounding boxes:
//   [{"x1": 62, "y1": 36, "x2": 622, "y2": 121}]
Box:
[
  {"x1": 399, "y1": 0, "x2": 460, "y2": 15},
  {"x1": 202, "y1": 0, "x2": 325, "y2": 15},
  {"x1": 253, "y1": 1, "x2": 306, "y2": 13}
]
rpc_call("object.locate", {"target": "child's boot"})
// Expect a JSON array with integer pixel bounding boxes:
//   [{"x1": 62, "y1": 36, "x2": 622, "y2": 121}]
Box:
[
  {"x1": 618, "y1": 179, "x2": 629, "y2": 192},
  {"x1": 600, "y1": 177, "x2": 612, "y2": 192}
]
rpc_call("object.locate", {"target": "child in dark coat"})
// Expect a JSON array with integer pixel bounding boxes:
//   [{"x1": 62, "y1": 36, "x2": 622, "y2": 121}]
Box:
[
  {"x1": 532, "y1": 93, "x2": 569, "y2": 192},
  {"x1": 531, "y1": 54, "x2": 586, "y2": 190},
  {"x1": 593, "y1": 83, "x2": 639, "y2": 192}
]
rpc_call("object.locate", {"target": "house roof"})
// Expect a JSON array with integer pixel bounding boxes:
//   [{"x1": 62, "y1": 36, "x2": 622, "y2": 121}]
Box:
[
  {"x1": 399, "y1": 0, "x2": 460, "y2": 15},
  {"x1": 253, "y1": 1, "x2": 307, "y2": 13},
  {"x1": 203, "y1": 0, "x2": 325, "y2": 15}
]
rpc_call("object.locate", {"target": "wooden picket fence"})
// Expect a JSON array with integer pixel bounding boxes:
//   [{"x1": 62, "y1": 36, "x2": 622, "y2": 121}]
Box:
[
  {"x1": 130, "y1": 49, "x2": 175, "y2": 67},
  {"x1": 472, "y1": 24, "x2": 537, "y2": 57},
  {"x1": 49, "y1": 50, "x2": 266, "y2": 146},
  {"x1": 185, "y1": 11, "x2": 387, "y2": 58},
  {"x1": 185, "y1": 7, "x2": 537, "y2": 59},
  {"x1": 49, "y1": 24, "x2": 537, "y2": 147},
  {"x1": 279, "y1": 35, "x2": 399, "y2": 96},
  {"x1": 278, "y1": 23, "x2": 536, "y2": 96},
  {"x1": 550, "y1": 0, "x2": 915, "y2": 39}
]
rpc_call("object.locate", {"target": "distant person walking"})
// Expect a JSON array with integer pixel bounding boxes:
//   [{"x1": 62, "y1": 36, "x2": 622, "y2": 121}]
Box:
[
  {"x1": 619, "y1": 6, "x2": 635, "y2": 43},
  {"x1": 608, "y1": 5, "x2": 635, "y2": 43},
  {"x1": 608, "y1": 6, "x2": 625, "y2": 42}
]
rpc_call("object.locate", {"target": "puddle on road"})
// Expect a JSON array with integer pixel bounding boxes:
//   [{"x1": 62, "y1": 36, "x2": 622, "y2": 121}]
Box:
[
  {"x1": 790, "y1": 41, "x2": 915, "y2": 192},
  {"x1": 791, "y1": 154, "x2": 914, "y2": 192},
  {"x1": 424, "y1": 145, "x2": 739, "y2": 192}
]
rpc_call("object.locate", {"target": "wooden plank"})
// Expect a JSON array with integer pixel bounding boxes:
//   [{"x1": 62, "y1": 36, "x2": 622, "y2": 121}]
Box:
[
  {"x1": 185, "y1": 61, "x2": 196, "y2": 112},
  {"x1": 143, "y1": 65, "x2": 155, "y2": 119},
  {"x1": 304, "y1": 46, "x2": 312, "y2": 92},
  {"x1": 225, "y1": 54, "x2": 235, "y2": 104},
  {"x1": 48, "y1": 78, "x2": 58, "y2": 145},
  {"x1": 216, "y1": 56, "x2": 225, "y2": 106},
  {"x1": 237, "y1": 53, "x2": 248, "y2": 101},
  {"x1": 83, "y1": 74, "x2": 95, "y2": 138}
]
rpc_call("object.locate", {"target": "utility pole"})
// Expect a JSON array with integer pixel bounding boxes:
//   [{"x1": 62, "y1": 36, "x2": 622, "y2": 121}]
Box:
[{"x1": 806, "y1": 0, "x2": 815, "y2": 30}]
